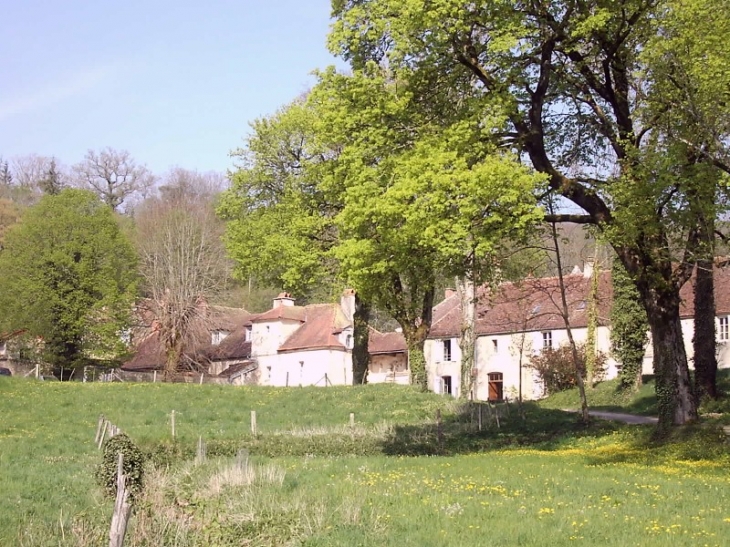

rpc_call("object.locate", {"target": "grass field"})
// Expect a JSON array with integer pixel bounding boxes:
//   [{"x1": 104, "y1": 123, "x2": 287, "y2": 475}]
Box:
[
  {"x1": 538, "y1": 369, "x2": 730, "y2": 419},
  {"x1": 1, "y1": 377, "x2": 729, "y2": 546}
]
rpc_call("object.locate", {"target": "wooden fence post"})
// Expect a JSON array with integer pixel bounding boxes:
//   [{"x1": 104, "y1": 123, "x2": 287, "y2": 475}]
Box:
[
  {"x1": 95, "y1": 414, "x2": 105, "y2": 444},
  {"x1": 171, "y1": 410, "x2": 176, "y2": 439},
  {"x1": 250, "y1": 410, "x2": 257, "y2": 436},
  {"x1": 108, "y1": 452, "x2": 131, "y2": 547},
  {"x1": 196, "y1": 436, "x2": 207, "y2": 464},
  {"x1": 98, "y1": 420, "x2": 109, "y2": 450},
  {"x1": 199, "y1": 373, "x2": 204, "y2": 385},
  {"x1": 153, "y1": 370, "x2": 157, "y2": 383},
  {"x1": 436, "y1": 409, "x2": 444, "y2": 452},
  {"x1": 349, "y1": 413, "x2": 355, "y2": 428},
  {"x1": 478, "y1": 404, "x2": 483, "y2": 432}
]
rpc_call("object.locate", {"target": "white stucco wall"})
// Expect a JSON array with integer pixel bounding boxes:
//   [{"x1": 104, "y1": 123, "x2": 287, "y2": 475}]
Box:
[
  {"x1": 251, "y1": 319, "x2": 303, "y2": 359},
  {"x1": 425, "y1": 325, "x2": 619, "y2": 401},
  {"x1": 642, "y1": 316, "x2": 730, "y2": 375},
  {"x1": 260, "y1": 348, "x2": 352, "y2": 387}
]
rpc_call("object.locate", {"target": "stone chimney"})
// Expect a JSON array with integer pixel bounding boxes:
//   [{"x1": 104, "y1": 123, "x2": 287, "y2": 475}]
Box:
[
  {"x1": 340, "y1": 288, "x2": 356, "y2": 323},
  {"x1": 583, "y1": 259, "x2": 594, "y2": 279},
  {"x1": 273, "y1": 292, "x2": 295, "y2": 307},
  {"x1": 444, "y1": 288, "x2": 456, "y2": 300}
]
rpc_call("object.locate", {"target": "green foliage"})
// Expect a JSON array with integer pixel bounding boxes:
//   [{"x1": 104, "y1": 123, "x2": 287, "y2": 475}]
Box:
[
  {"x1": 530, "y1": 343, "x2": 608, "y2": 395},
  {"x1": 96, "y1": 433, "x2": 145, "y2": 502},
  {"x1": 0, "y1": 189, "x2": 137, "y2": 366},
  {"x1": 610, "y1": 261, "x2": 649, "y2": 391},
  {"x1": 218, "y1": 100, "x2": 338, "y2": 299}
]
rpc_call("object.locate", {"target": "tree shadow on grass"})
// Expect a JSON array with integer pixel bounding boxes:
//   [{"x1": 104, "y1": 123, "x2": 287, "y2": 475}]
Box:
[{"x1": 380, "y1": 402, "x2": 622, "y2": 457}]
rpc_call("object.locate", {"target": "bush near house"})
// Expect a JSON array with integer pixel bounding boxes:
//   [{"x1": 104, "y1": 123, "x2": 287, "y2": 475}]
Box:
[{"x1": 529, "y1": 343, "x2": 608, "y2": 395}]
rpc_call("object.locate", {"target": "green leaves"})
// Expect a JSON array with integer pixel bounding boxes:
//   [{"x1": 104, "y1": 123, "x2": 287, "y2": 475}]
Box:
[{"x1": 0, "y1": 189, "x2": 137, "y2": 365}]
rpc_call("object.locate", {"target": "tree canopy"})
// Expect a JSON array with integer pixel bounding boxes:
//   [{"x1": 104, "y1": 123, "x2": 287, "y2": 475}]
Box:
[
  {"x1": 326, "y1": 0, "x2": 730, "y2": 426},
  {"x1": 0, "y1": 189, "x2": 137, "y2": 367}
]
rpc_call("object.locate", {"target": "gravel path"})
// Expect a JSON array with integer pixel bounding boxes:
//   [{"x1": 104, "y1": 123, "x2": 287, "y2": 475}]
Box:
[{"x1": 562, "y1": 409, "x2": 659, "y2": 424}]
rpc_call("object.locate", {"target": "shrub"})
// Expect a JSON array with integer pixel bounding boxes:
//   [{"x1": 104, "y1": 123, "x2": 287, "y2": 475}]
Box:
[
  {"x1": 529, "y1": 343, "x2": 608, "y2": 395},
  {"x1": 96, "y1": 433, "x2": 145, "y2": 502}
]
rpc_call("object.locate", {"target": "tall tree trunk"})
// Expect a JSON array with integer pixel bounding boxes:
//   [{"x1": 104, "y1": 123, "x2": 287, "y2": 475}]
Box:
[
  {"x1": 550, "y1": 219, "x2": 589, "y2": 422},
  {"x1": 457, "y1": 276, "x2": 476, "y2": 399},
  {"x1": 352, "y1": 295, "x2": 371, "y2": 384},
  {"x1": 641, "y1": 288, "x2": 697, "y2": 429},
  {"x1": 693, "y1": 259, "x2": 718, "y2": 400},
  {"x1": 405, "y1": 325, "x2": 430, "y2": 391}
]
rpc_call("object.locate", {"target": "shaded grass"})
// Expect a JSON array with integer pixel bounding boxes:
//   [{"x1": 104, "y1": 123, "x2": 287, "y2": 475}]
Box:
[{"x1": 537, "y1": 369, "x2": 730, "y2": 417}]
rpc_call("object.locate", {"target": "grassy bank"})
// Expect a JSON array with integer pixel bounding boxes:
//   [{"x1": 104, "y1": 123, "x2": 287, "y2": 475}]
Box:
[{"x1": 538, "y1": 369, "x2": 730, "y2": 417}]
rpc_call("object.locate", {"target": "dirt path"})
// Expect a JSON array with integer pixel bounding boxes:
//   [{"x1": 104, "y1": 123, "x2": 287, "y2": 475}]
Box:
[{"x1": 562, "y1": 409, "x2": 658, "y2": 425}]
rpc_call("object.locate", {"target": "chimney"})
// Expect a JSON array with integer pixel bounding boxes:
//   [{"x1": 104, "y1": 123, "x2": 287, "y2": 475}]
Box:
[
  {"x1": 273, "y1": 292, "x2": 295, "y2": 307},
  {"x1": 340, "y1": 288, "x2": 356, "y2": 322},
  {"x1": 583, "y1": 259, "x2": 594, "y2": 279},
  {"x1": 444, "y1": 288, "x2": 456, "y2": 300},
  {"x1": 571, "y1": 265, "x2": 582, "y2": 275}
]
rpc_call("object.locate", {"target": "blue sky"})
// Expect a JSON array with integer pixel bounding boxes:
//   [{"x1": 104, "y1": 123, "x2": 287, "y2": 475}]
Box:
[{"x1": 0, "y1": 0, "x2": 340, "y2": 174}]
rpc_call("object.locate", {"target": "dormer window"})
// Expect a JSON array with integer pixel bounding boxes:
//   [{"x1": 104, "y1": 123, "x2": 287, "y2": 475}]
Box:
[
  {"x1": 345, "y1": 334, "x2": 353, "y2": 349},
  {"x1": 245, "y1": 326, "x2": 252, "y2": 342},
  {"x1": 211, "y1": 330, "x2": 229, "y2": 346}
]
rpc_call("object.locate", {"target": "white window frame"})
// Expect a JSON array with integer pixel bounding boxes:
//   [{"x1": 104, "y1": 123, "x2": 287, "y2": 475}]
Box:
[
  {"x1": 443, "y1": 339, "x2": 452, "y2": 362},
  {"x1": 719, "y1": 316, "x2": 729, "y2": 342},
  {"x1": 542, "y1": 331, "x2": 552, "y2": 349}
]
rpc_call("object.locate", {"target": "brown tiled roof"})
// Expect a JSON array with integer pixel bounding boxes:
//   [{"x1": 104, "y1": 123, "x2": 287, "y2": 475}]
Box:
[
  {"x1": 278, "y1": 304, "x2": 351, "y2": 352},
  {"x1": 368, "y1": 328, "x2": 407, "y2": 354},
  {"x1": 251, "y1": 305, "x2": 307, "y2": 323},
  {"x1": 121, "y1": 332, "x2": 168, "y2": 371},
  {"x1": 209, "y1": 306, "x2": 253, "y2": 330},
  {"x1": 217, "y1": 361, "x2": 256, "y2": 378},
  {"x1": 430, "y1": 271, "x2": 613, "y2": 338},
  {"x1": 122, "y1": 305, "x2": 252, "y2": 371},
  {"x1": 680, "y1": 266, "x2": 730, "y2": 318},
  {"x1": 205, "y1": 329, "x2": 252, "y2": 361},
  {"x1": 429, "y1": 266, "x2": 730, "y2": 339}
]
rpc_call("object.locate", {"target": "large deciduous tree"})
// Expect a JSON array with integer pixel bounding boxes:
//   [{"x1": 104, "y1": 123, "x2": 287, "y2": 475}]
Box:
[
  {"x1": 0, "y1": 189, "x2": 137, "y2": 367},
  {"x1": 218, "y1": 100, "x2": 375, "y2": 383},
  {"x1": 136, "y1": 182, "x2": 229, "y2": 376},
  {"x1": 73, "y1": 148, "x2": 155, "y2": 212},
  {"x1": 310, "y1": 67, "x2": 544, "y2": 390},
  {"x1": 328, "y1": 0, "x2": 730, "y2": 427}
]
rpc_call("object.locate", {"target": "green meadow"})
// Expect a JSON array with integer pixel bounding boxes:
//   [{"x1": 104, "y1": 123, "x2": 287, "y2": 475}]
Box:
[{"x1": 1, "y1": 377, "x2": 729, "y2": 546}]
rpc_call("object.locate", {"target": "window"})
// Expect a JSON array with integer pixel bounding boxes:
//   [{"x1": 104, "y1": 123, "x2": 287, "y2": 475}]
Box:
[
  {"x1": 542, "y1": 331, "x2": 552, "y2": 349},
  {"x1": 345, "y1": 334, "x2": 353, "y2": 349},
  {"x1": 488, "y1": 372, "x2": 504, "y2": 402},
  {"x1": 211, "y1": 330, "x2": 229, "y2": 346},
  {"x1": 442, "y1": 375, "x2": 453, "y2": 395},
  {"x1": 443, "y1": 339, "x2": 452, "y2": 361},
  {"x1": 245, "y1": 326, "x2": 252, "y2": 342},
  {"x1": 720, "y1": 317, "x2": 729, "y2": 341},
  {"x1": 492, "y1": 339, "x2": 498, "y2": 353}
]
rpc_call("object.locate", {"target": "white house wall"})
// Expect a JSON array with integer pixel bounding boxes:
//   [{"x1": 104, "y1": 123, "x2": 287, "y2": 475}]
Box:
[
  {"x1": 425, "y1": 325, "x2": 618, "y2": 401},
  {"x1": 260, "y1": 349, "x2": 352, "y2": 387},
  {"x1": 642, "y1": 316, "x2": 730, "y2": 376}
]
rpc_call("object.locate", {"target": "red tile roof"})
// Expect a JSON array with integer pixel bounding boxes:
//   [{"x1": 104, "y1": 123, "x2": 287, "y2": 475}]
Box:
[
  {"x1": 278, "y1": 304, "x2": 351, "y2": 352},
  {"x1": 429, "y1": 267, "x2": 730, "y2": 339},
  {"x1": 368, "y1": 328, "x2": 407, "y2": 354},
  {"x1": 122, "y1": 305, "x2": 253, "y2": 371},
  {"x1": 251, "y1": 305, "x2": 307, "y2": 323}
]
